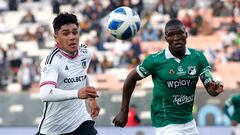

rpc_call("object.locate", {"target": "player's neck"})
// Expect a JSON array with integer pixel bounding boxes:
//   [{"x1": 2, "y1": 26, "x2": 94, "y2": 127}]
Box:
[
  {"x1": 57, "y1": 47, "x2": 77, "y2": 56},
  {"x1": 171, "y1": 50, "x2": 185, "y2": 59},
  {"x1": 62, "y1": 50, "x2": 77, "y2": 56},
  {"x1": 55, "y1": 44, "x2": 78, "y2": 56}
]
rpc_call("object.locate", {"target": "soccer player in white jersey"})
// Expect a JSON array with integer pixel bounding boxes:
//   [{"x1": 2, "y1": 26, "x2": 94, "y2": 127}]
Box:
[{"x1": 36, "y1": 13, "x2": 100, "y2": 135}]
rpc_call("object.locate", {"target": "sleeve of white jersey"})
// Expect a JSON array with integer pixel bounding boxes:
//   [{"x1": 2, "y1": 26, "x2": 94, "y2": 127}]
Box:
[
  {"x1": 39, "y1": 62, "x2": 78, "y2": 102},
  {"x1": 40, "y1": 63, "x2": 58, "y2": 87},
  {"x1": 40, "y1": 84, "x2": 78, "y2": 102}
]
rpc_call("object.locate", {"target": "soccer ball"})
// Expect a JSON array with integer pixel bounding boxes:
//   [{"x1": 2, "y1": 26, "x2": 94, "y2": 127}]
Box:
[{"x1": 107, "y1": 6, "x2": 141, "y2": 40}]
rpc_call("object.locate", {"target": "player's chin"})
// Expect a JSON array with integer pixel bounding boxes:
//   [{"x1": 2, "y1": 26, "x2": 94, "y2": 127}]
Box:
[
  {"x1": 67, "y1": 48, "x2": 78, "y2": 54},
  {"x1": 174, "y1": 45, "x2": 185, "y2": 51},
  {"x1": 71, "y1": 47, "x2": 78, "y2": 52},
  {"x1": 68, "y1": 45, "x2": 78, "y2": 51},
  {"x1": 91, "y1": 113, "x2": 99, "y2": 117}
]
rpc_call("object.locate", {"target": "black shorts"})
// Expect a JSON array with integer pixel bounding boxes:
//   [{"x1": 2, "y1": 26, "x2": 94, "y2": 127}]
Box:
[{"x1": 36, "y1": 120, "x2": 98, "y2": 135}]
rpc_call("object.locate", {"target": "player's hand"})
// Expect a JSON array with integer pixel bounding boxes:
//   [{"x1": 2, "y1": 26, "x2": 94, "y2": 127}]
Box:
[
  {"x1": 112, "y1": 109, "x2": 128, "y2": 128},
  {"x1": 210, "y1": 81, "x2": 223, "y2": 94},
  {"x1": 78, "y1": 86, "x2": 99, "y2": 99},
  {"x1": 231, "y1": 120, "x2": 238, "y2": 126},
  {"x1": 88, "y1": 98, "x2": 100, "y2": 117},
  {"x1": 208, "y1": 81, "x2": 224, "y2": 94}
]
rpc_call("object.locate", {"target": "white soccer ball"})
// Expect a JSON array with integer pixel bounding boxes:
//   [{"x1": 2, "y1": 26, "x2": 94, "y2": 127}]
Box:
[{"x1": 107, "y1": 6, "x2": 141, "y2": 40}]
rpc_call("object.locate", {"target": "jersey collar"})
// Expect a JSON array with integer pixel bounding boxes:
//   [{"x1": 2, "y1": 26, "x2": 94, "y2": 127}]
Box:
[
  {"x1": 165, "y1": 47, "x2": 191, "y2": 62},
  {"x1": 55, "y1": 44, "x2": 78, "y2": 59}
]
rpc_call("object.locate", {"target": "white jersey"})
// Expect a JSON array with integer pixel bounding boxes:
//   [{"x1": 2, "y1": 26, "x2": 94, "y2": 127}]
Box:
[{"x1": 38, "y1": 45, "x2": 92, "y2": 134}]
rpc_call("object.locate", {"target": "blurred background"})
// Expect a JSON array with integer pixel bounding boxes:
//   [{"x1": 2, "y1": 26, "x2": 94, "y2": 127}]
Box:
[{"x1": 0, "y1": 0, "x2": 240, "y2": 135}]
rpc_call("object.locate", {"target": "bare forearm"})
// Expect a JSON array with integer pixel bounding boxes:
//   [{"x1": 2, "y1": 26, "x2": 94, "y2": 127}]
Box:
[
  {"x1": 120, "y1": 70, "x2": 143, "y2": 112},
  {"x1": 121, "y1": 78, "x2": 137, "y2": 112}
]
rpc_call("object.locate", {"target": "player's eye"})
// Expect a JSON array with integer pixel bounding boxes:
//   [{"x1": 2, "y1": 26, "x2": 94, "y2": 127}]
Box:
[
  {"x1": 166, "y1": 32, "x2": 174, "y2": 37},
  {"x1": 62, "y1": 32, "x2": 69, "y2": 36},
  {"x1": 166, "y1": 31, "x2": 185, "y2": 37},
  {"x1": 72, "y1": 30, "x2": 79, "y2": 35}
]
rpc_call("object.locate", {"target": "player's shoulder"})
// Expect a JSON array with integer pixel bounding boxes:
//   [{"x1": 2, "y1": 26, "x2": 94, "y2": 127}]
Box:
[
  {"x1": 41, "y1": 47, "x2": 61, "y2": 66},
  {"x1": 150, "y1": 50, "x2": 165, "y2": 59},
  {"x1": 144, "y1": 50, "x2": 167, "y2": 63},
  {"x1": 188, "y1": 48, "x2": 202, "y2": 53}
]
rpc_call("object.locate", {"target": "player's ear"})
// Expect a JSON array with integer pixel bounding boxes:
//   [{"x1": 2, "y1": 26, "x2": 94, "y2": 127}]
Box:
[
  {"x1": 165, "y1": 34, "x2": 169, "y2": 41},
  {"x1": 54, "y1": 34, "x2": 59, "y2": 44},
  {"x1": 53, "y1": 30, "x2": 58, "y2": 40}
]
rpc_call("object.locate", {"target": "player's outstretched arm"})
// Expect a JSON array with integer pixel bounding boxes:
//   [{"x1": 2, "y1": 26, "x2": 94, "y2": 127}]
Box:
[
  {"x1": 112, "y1": 69, "x2": 143, "y2": 128},
  {"x1": 40, "y1": 84, "x2": 79, "y2": 102},
  {"x1": 40, "y1": 85, "x2": 98, "y2": 102}
]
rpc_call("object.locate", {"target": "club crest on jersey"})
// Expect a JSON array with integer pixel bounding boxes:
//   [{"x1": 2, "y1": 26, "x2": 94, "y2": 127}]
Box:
[
  {"x1": 81, "y1": 59, "x2": 87, "y2": 69},
  {"x1": 188, "y1": 66, "x2": 196, "y2": 75}
]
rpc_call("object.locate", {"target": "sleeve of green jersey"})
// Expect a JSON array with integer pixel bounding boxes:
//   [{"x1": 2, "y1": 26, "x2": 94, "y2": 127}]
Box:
[
  {"x1": 198, "y1": 51, "x2": 214, "y2": 86},
  {"x1": 136, "y1": 55, "x2": 154, "y2": 78}
]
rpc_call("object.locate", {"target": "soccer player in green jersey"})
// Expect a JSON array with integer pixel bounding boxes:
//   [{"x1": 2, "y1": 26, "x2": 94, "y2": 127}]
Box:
[
  {"x1": 224, "y1": 94, "x2": 240, "y2": 135},
  {"x1": 112, "y1": 19, "x2": 224, "y2": 135}
]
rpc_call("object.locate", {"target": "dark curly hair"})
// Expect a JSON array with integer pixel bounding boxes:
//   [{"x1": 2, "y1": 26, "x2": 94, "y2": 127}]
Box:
[{"x1": 52, "y1": 12, "x2": 79, "y2": 34}]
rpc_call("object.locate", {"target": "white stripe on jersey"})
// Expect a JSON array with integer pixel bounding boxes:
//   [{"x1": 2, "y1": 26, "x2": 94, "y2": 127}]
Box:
[{"x1": 38, "y1": 46, "x2": 92, "y2": 134}]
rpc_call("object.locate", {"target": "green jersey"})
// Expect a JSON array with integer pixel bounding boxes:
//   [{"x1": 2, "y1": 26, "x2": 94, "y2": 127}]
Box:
[
  {"x1": 224, "y1": 94, "x2": 240, "y2": 123},
  {"x1": 136, "y1": 47, "x2": 213, "y2": 127}
]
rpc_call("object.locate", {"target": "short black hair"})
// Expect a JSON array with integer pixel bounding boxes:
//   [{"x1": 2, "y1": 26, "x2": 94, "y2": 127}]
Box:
[
  {"x1": 165, "y1": 18, "x2": 184, "y2": 32},
  {"x1": 52, "y1": 12, "x2": 79, "y2": 34}
]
